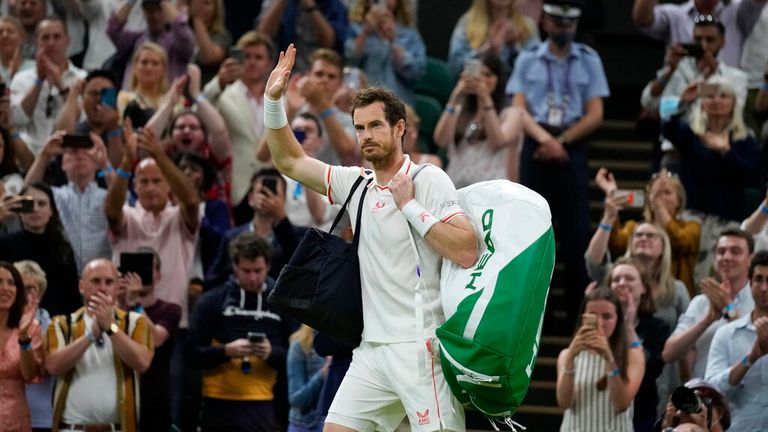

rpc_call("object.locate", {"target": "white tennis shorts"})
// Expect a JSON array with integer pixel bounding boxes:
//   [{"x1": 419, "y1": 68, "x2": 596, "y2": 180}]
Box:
[{"x1": 326, "y1": 340, "x2": 465, "y2": 432}]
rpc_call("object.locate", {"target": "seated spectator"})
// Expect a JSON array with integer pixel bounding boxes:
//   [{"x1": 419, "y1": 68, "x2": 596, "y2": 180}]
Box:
[
  {"x1": 54, "y1": 69, "x2": 126, "y2": 169},
  {"x1": 0, "y1": 16, "x2": 35, "y2": 83},
  {"x1": 45, "y1": 258, "x2": 153, "y2": 432},
  {"x1": 257, "y1": 0, "x2": 349, "y2": 73},
  {"x1": 106, "y1": 125, "x2": 200, "y2": 328},
  {"x1": 663, "y1": 229, "x2": 755, "y2": 378},
  {"x1": 705, "y1": 250, "x2": 768, "y2": 431},
  {"x1": 188, "y1": 232, "x2": 292, "y2": 432},
  {"x1": 287, "y1": 325, "x2": 330, "y2": 432},
  {"x1": 0, "y1": 261, "x2": 44, "y2": 432},
  {"x1": 448, "y1": 0, "x2": 540, "y2": 77},
  {"x1": 434, "y1": 52, "x2": 522, "y2": 188},
  {"x1": 203, "y1": 30, "x2": 273, "y2": 224},
  {"x1": 15, "y1": 259, "x2": 54, "y2": 432},
  {"x1": 52, "y1": 0, "x2": 118, "y2": 70},
  {"x1": 557, "y1": 287, "x2": 645, "y2": 431},
  {"x1": 119, "y1": 247, "x2": 182, "y2": 432},
  {"x1": 0, "y1": 181, "x2": 81, "y2": 316},
  {"x1": 207, "y1": 169, "x2": 298, "y2": 286},
  {"x1": 117, "y1": 42, "x2": 170, "y2": 125},
  {"x1": 24, "y1": 131, "x2": 113, "y2": 274},
  {"x1": 657, "y1": 379, "x2": 730, "y2": 432},
  {"x1": 0, "y1": 0, "x2": 47, "y2": 60},
  {"x1": 641, "y1": 15, "x2": 747, "y2": 111},
  {"x1": 10, "y1": 16, "x2": 87, "y2": 155},
  {"x1": 605, "y1": 257, "x2": 671, "y2": 432},
  {"x1": 592, "y1": 168, "x2": 700, "y2": 293},
  {"x1": 631, "y1": 0, "x2": 741, "y2": 68},
  {"x1": 107, "y1": 0, "x2": 195, "y2": 88},
  {"x1": 344, "y1": 0, "x2": 426, "y2": 104},
  {"x1": 189, "y1": 0, "x2": 232, "y2": 84},
  {"x1": 403, "y1": 104, "x2": 442, "y2": 168},
  {"x1": 662, "y1": 77, "x2": 759, "y2": 281}
]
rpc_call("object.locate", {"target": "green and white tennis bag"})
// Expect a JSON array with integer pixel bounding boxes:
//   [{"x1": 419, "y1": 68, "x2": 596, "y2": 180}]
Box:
[{"x1": 435, "y1": 180, "x2": 555, "y2": 428}]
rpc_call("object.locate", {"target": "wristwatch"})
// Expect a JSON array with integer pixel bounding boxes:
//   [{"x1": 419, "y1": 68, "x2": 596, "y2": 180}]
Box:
[{"x1": 105, "y1": 322, "x2": 119, "y2": 337}]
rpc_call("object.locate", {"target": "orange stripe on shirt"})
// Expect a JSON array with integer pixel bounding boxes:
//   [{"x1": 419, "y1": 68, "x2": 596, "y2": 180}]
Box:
[
  {"x1": 442, "y1": 212, "x2": 464, "y2": 223},
  {"x1": 404, "y1": 160, "x2": 413, "y2": 175}
]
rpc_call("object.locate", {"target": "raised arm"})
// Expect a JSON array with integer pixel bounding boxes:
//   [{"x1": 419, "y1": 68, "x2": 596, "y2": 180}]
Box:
[
  {"x1": 187, "y1": 64, "x2": 231, "y2": 164},
  {"x1": 54, "y1": 79, "x2": 84, "y2": 133},
  {"x1": 632, "y1": 0, "x2": 658, "y2": 27},
  {"x1": 742, "y1": 194, "x2": 768, "y2": 235},
  {"x1": 105, "y1": 121, "x2": 136, "y2": 235},
  {"x1": 264, "y1": 45, "x2": 328, "y2": 194},
  {"x1": 257, "y1": 0, "x2": 288, "y2": 38}
]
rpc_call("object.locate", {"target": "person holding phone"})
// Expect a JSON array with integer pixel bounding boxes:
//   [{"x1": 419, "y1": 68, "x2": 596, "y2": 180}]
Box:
[
  {"x1": 189, "y1": 0, "x2": 232, "y2": 84},
  {"x1": 188, "y1": 232, "x2": 293, "y2": 432},
  {"x1": 557, "y1": 287, "x2": 645, "y2": 432}
]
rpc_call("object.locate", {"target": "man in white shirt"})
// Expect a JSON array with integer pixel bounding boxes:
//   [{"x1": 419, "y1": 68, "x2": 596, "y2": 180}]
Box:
[
  {"x1": 10, "y1": 16, "x2": 86, "y2": 155},
  {"x1": 263, "y1": 45, "x2": 478, "y2": 432},
  {"x1": 663, "y1": 228, "x2": 755, "y2": 378}
]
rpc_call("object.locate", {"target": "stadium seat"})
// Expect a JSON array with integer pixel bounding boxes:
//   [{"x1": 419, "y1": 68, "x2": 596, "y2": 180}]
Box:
[{"x1": 414, "y1": 57, "x2": 455, "y2": 106}]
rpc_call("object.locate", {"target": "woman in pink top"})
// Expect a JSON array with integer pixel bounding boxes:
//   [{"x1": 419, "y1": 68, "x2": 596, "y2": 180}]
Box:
[{"x1": 0, "y1": 261, "x2": 43, "y2": 432}]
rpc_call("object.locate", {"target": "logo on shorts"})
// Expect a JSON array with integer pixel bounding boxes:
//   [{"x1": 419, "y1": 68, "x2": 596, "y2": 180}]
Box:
[
  {"x1": 416, "y1": 409, "x2": 430, "y2": 425},
  {"x1": 371, "y1": 201, "x2": 386, "y2": 213}
]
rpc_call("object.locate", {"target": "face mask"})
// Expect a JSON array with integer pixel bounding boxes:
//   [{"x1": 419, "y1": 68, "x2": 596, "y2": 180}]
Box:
[{"x1": 551, "y1": 31, "x2": 575, "y2": 48}]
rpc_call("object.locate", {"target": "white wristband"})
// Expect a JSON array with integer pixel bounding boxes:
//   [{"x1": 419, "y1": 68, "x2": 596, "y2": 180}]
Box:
[
  {"x1": 401, "y1": 199, "x2": 439, "y2": 237},
  {"x1": 264, "y1": 95, "x2": 288, "y2": 130}
]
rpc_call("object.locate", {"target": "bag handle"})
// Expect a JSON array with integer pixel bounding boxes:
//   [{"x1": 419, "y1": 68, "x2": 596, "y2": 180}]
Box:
[{"x1": 328, "y1": 171, "x2": 370, "y2": 234}]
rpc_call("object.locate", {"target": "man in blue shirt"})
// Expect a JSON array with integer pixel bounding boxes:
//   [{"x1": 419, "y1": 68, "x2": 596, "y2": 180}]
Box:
[
  {"x1": 706, "y1": 250, "x2": 768, "y2": 432},
  {"x1": 507, "y1": 0, "x2": 610, "y2": 327}
]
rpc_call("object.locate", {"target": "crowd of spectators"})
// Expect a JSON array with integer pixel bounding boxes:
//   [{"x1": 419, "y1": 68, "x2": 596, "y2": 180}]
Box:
[{"x1": 0, "y1": 0, "x2": 767, "y2": 431}]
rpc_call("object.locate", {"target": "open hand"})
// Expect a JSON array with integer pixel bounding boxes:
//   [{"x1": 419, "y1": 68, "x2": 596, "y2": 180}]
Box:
[{"x1": 265, "y1": 44, "x2": 296, "y2": 101}]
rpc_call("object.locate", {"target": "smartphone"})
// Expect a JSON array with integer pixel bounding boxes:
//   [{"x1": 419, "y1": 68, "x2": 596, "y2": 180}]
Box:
[
  {"x1": 262, "y1": 176, "x2": 278, "y2": 194},
  {"x1": 293, "y1": 129, "x2": 306, "y2": 145},
  {"x1": 0, "y1": 82, "x2": 6, "y2": 95},
  {"x1": 463, "y1": 59, "x2": 482, "y2": 77},
  {"x1": 230, "y1": 46, "x2": 245, "y2": 62},
  {"x1": 99, "y1": 87, "x2": 118, "y2": 109},
  {"x1": 61, "y1": 134, "x2": 94, "y2": 149},
  {"x1": 582, "y1": 313, "x2": 597, "y2": 329},
  {"x1": 12, "y1": 196, "x2": 35, "y2": 214},
  {"x1": 119, "y1": 252, "x2": 154, "y2": 286},
  {"x1": 615, "y1": 189, "x2": 645, "y2": 208},
  {"x1": 699, "y1": 82, "x2": 720, "y2": 98},
  {"x1": 681, "y1": 43, "x2": 705, "y2": 59},
  {"x1": 247, "y1": 331, "x2": 266, "y2": 343}
]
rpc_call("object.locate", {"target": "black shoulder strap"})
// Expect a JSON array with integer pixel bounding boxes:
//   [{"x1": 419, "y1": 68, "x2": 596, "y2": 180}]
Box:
[
  {"x1": 328, "y1": 171, "x2": 370, "y2": 233},
  {"x1": 351, "y1": 178, "x2": 372, "y2": 248}
]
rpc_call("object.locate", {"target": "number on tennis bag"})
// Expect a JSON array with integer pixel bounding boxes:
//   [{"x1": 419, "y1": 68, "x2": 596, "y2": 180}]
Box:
[{"x1": 436, "y1": 180, "x2": 555, "y2": 427}]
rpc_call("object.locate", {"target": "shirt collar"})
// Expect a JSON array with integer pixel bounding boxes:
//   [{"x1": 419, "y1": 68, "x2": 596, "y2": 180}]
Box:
[
  {"x1": 732, "y1": 311, "x2": 754, "y2": 330},
  {"x1": 736, "y1": 282, "x2": 752, "y2": 304},
  {"x1": 537, "y1": 41, "x2": 580, "y2": 61},
  {"x1": 369, "y1": 154, "x2": 414, "y2": 189}
]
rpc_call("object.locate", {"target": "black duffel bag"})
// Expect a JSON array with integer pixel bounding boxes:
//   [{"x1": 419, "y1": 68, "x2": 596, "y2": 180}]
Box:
[{"x1": 268, "y1": 174, "x2": 370, "y2": 347}]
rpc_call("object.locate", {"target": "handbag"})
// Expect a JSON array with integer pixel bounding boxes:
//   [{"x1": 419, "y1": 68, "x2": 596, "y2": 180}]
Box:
[{"x1": 268, "y1": 174, "x2": 371, "y2": 347}]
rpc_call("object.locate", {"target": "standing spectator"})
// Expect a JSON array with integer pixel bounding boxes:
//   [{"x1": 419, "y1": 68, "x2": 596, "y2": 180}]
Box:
[
  {"x1": 0, "y1": 0, "x2": 48, "y2": 60},
  {"x1": 117, "y1": 42, "x2": 169, "y2": 123},
  {"x1": 51, "y1": 0, "x2": 118, "y2": 70},
  {"x1": 257, "y1": 0, "x2": 349, "y2": 73},
  {"x1": 448, "y1": 0, "x2": 540, "y2": 77},
  {"x1": 0, "y1": 88, "x2": 34, "y2": 176},
  {"x1": 606, "y1": 257, "x2": 671, "y2": 432},
  {"x1": 188, "y1": 232, "x2": 292, "y2": 432},
  {"x1": 663, "y1": 77, "x2": 759, "y2": 282},
  {"x1": 705, "y1": 250, "x2": 768, "y2": 432},
  {"x1": 15, "y1": 259, "x2": 55, "y2": 432},
  {"x1": 287, "y1": 325, "x2": 329, "y2": 432},
  {"x1": 736, "y1": 0, "x2": 768, "y2": 132},
  {"x1": 0, "y1": 181, "x2": 81, "y2": 316},
  {"x1": 10, "y1": 16, "x2": 87, "y2": 155},
  {"x1": 434, "y1": 52, "x2": 522, "y2": 188},
  {"x1": 344, "y1": 0, "x2": 426, "y2": 104},
  {"x1": 45, "y1": 258, "x2": 153, "y2": 432},
  {"x1": 0, "y1": 16, "x2": 35, "y2": 83},
  {"x1": 0, "y1": 261, "x2": 43, "y2": 432},
  {"x1": 631, "y1": 0, "x2": 742, "y2": 68},
  {"x1": 203, "y1": 31, "x2": 273, "y2": 222},
  {"x1": 507, "y1": 0, "x2": 609, "y2": 326},
  {"x1": 108, "y1": 0, "x2": 195, "y2": 88},
  {"x1": 121, "y1": 247, "x2": 182, "y2": 432},
  {"x1": 189, "y1": 0, "x2": 232, "y2": 84},
  {"x1": 557, "y1": 288, "x2": 645, "y2": 432},
  {"x1": 663, "y1": 229, "x2": 755, "y2": 378}
]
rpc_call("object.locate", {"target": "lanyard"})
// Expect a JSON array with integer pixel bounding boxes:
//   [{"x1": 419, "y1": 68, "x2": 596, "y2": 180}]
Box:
[{"x1": 545, "y1": 57, "x2": 574, "y2": 110}]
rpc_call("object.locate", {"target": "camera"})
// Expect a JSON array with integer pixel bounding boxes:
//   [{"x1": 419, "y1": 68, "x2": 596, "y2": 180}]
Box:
[{"x1": 671, "y1": 386, "x2": 704, "y2": 414}]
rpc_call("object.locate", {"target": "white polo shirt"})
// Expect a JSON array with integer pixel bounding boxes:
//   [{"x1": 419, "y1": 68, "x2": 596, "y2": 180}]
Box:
[{"x1": 325, "y1": 155, "x2": 465, "y2": 343}]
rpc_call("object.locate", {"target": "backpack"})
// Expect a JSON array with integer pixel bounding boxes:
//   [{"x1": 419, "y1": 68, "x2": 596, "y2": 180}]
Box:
[{"x1": 435, "y1": 180, "x2": 555, "y2": 429}]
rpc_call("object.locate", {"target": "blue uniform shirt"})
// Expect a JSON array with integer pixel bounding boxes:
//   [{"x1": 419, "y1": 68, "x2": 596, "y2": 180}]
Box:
[{"x1": 506, "y1": 40, "x2": 610, "y2": 126}]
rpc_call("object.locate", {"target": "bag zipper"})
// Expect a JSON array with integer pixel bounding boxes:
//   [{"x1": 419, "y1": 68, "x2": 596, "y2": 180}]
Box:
[{"x1": 441, "y1": 345, "x2": 502, "y2": 384}]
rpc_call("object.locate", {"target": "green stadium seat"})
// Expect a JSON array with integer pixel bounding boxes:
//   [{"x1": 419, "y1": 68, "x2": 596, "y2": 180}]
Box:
[
  {"x1": 413, "y1": 93, "x2": 444, "y2": 157},
  {"x1": 414, "y1": 57, "x2": 455, "y2": 106}
]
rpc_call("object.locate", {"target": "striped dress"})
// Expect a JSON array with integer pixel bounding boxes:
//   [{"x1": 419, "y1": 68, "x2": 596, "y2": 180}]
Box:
[{"x1": 560, "y1": 351, "x2": 634, "y2": 432}]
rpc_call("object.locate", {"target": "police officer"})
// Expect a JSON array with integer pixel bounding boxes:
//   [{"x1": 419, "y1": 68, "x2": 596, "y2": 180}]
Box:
[{"x1": 507, "y1": 0, "x2": 610, "y2": 328}]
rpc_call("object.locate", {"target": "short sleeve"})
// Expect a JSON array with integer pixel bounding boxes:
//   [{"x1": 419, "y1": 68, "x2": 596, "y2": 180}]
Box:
[
  {"x1": 506, "y1": 51, "x2": 535, "y2": 96},
  {"x1": 583, "y1": 54, "x2": 610, "y2": 100},
  {"x1": 131, "y1": 312, "x2": 155, "y2": 357},
  {"x1": 415, "y1": 167, "x2": 463, "y2": 223},
  {"x1": 672, "y1": 294, "x2": 709, "y2": 337},
  {"x1": 324, "y1": 165, "x2": 364, "y2": 206}
]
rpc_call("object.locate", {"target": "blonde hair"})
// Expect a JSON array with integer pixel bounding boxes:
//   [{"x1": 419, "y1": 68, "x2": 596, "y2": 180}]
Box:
[
  {"x1": 13, "y1": 260, "x2": 47, "y2": 297},
  {"x1": 690, "y1": 77, "x2": 748, "y2": 141},
  {"x1": 349, "y1": 0, "x2": 414, "y2": 27},
  {"x1": 130, "y1": 42, "x2": 169, "y2": 94},
  {"x1": 0, "y1": 16, "x2": 26, "y2": 39},
  {"x1": 642, "y1": 172, "x2": 687, "y2": 221},
  {"x1": 464, "y1": 0, "x2": 532, "y2": 50},
  {"x1": 196, "y1": 0, "x2": 226, "y2": 35},
  {"x1": 289, "y1": 324, "x2": 315, "y2": 354},
  {"x1": 236, "y1": 30, "x2": 275, "y2": 58},
  {"x1": 624, "y1": 222, "x2": 676, "y2": 307}
]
